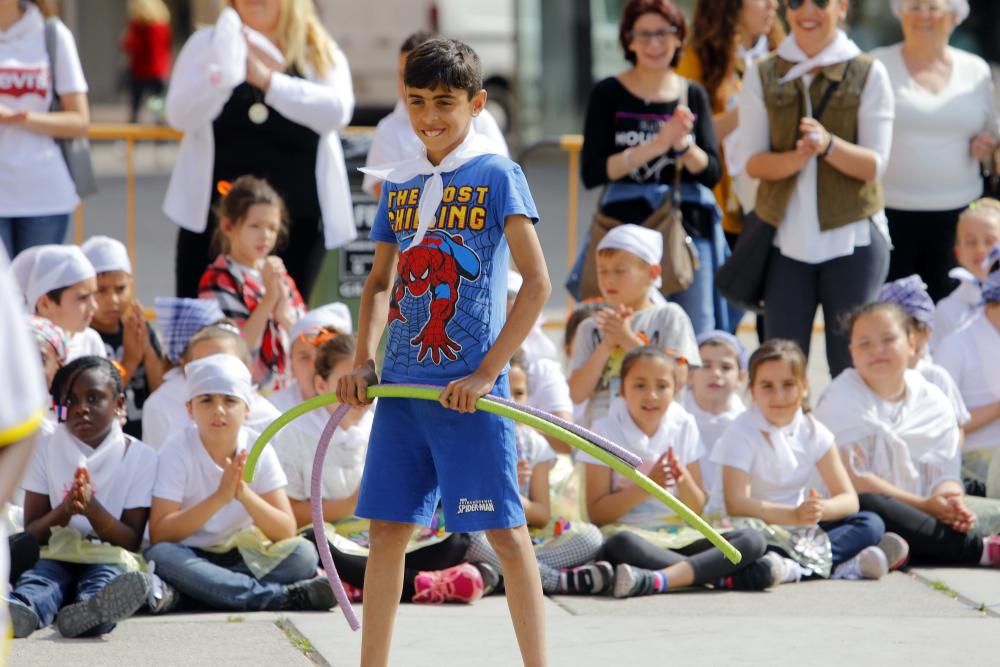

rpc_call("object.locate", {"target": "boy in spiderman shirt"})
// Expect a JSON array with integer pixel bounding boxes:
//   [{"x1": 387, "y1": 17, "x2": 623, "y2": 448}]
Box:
[{"x1": 341, "y1": 39, "x2": 551, "y2": 666}]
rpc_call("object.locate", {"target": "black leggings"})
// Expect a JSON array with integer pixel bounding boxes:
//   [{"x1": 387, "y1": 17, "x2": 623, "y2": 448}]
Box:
[
  {"x1": 175, "y1": 214, "x2": 326, "y2": 302},
  {"x1": 859, "y1": 493, "x2": 983, "y2": 566},
  {"x1": 598, "y1": 529, "x2": 767, "y2": 585},
  {"x1": 885, "y1": 207, "x2": 965, "y2": 303},
  {"x1": 302, "y1": 530, "x2": 471, "y2": 602}
]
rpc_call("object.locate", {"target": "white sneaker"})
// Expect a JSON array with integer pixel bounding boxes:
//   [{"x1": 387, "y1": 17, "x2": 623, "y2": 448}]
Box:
[{"x1": 832, "y1": 546, "x2": 888, "y2": 580}]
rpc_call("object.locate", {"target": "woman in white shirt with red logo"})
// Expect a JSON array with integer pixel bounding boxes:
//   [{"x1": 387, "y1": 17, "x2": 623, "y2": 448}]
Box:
[{"x1": 0, "y1": 0, "x2": 89, "y2": 256}]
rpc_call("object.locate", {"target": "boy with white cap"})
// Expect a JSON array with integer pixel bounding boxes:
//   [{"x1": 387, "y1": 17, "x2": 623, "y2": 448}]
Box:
[
  {"x1": 568, "y1": 225, "x2": 700, "y2": 427},
  {"x1": 145, "y1": 353, "x2": 334, "y2": 612},
  {"x1": 82, "y1": 236, "x2": 164, "y2": 438},
  {"x1": 9, "y1": 244, "x2": 106, "y2": 361}
]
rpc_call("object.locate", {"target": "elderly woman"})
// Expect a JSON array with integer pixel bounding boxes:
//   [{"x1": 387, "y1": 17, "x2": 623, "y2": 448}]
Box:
[
  {"x1": 872, "y1": 0, "x2": 999, "y2": 302},
  {"x1": 164, "y1": 0, "x2": 355, "y2": 301}
]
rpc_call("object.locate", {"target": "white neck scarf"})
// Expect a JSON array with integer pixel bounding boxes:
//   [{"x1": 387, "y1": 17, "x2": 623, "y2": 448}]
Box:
[
  {"x1": 608, "y1": 397, "x2": 673, "y2": 469},
  {"x1": 681, "y1": 390, "x2": 744, "y2": 446},
  {"x1": 737, "y1": 35, "x2": 771, "y2": 72},
  {"x1": 743, "y1": 404, "x2": 809, "y2": 487},
  {"x1": 970, "y1": 314, "x2": 1000, "y2": 397},
  {"x1": 47, "y1": 422, "x2": 128, "y2": 536},
  {"x1": 359, "y1": 127, "x2": 498, "y2": 248},
  {"x1": 776, "y1": 30, "x2": 861, "y2": 85}
]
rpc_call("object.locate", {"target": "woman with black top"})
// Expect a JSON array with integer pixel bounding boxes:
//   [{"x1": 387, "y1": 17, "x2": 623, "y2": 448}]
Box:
[
  {"x1": 580, "y1": 0, "x2": 723, "y2": 334},
  {"x1": 163, "y1": 0, "x2": 355, "y2": 301}
]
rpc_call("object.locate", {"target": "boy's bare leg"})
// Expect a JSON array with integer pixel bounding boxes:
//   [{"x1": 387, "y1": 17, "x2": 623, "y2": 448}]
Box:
[
  {"x1": 360, "y1": 520, "x2": 416, "y2": 667},
  {"x1": 485, "y1": 525, "x2": 548, "y2": 667}
]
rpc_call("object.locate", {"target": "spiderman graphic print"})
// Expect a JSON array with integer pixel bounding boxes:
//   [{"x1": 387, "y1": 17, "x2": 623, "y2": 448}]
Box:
[{"x1": 370, "y1": 154, "x2": 539, "y2": 385}]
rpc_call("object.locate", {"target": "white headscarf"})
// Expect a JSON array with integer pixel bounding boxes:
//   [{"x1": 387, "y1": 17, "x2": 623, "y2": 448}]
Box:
[
  {"x1": 776, "y1": 30, "x2": 862, "y2": 85},
  {"x1": 289, "y1": 302, "x2": 353, "y2": 342},
  {"x1": 185, "y1": 354, "x2": 255, "y2": 407},
  {"x1": 597, "y1": 225, "x2": 664, "y2": 288},
  {"x1": 10, "y1": 245, "x2": 96, "y2": 310},
  {"x1": 890, "y1": 0, "x2": 969, "y2": 26},
  {"x1": 81, "y1": 236, "x2": 132, "y2": 274}
]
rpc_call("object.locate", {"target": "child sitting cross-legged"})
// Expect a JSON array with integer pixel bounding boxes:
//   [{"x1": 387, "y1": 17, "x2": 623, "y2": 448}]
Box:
[
  {"x1": 569, "y1": 226, "x2": 700, "y2": 428},
  {"x1": 583, "y1": 346, "x2": 775, "y2": 598},
  {"x1": 145, "y1": 354, "x2": 333, "y2": 613}
]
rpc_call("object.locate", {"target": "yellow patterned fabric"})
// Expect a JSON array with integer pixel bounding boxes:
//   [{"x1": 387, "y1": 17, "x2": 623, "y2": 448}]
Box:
[
  {"x1": 40, "y1": 527, "x2": 145, "y2": 571},
  {"x1": 201, "y1": 528, "x2": 307, "y2": 579}
]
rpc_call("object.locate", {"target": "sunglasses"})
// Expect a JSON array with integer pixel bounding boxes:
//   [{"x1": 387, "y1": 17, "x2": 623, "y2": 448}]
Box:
[
  {"x1": 629, "y1": 26, "x2": 679, "y2": 44},
  {"x1": 785, "y1": 0, "x2": 831, "y2": 9}
]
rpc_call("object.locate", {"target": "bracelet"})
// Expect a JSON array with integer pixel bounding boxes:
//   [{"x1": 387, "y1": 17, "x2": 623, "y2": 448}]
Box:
[{"x1": 821, "y1": 134, "x2": 836, "y2": 158}]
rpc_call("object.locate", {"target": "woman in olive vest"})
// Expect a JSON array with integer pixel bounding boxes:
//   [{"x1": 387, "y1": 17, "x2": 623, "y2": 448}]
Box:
[{"x1": 737, "y1": 0, "x2": 894, "y2": 376}]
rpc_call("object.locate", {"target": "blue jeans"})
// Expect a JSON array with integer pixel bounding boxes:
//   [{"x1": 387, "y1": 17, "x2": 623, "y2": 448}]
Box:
[
  {"x1": 669, "y1": 236, "x2": 731, "y2": 335},
  {"x1": 144, "y1": 541, "x2": 318, "y2": 611},
  {"x1": 819, "y1": 511, "x2": 885, "y2": 567},
  {"x1": 0, "y1": 214, "x2": 70, "y2": 257},
  {"x1": 9, "y1": 559, "x2": 125, "y2": 635}
]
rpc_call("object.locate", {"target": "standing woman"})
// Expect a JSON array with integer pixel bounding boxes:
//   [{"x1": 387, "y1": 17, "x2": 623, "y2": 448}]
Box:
[
  {"x1": 164, "y1": 0, "x2": 355, "y2": 301},
  {"x1": 580, "y1": 0, "x2": 723, "y2": 334},
  {"x1": 121, "y1": 0, "x2": 172, "y2": 124},
  {"x1": 738, "y1": 0, "x2": 895, "y2": 377},
  {"x1": 873, "y1": 0, "x2": 999, "y2": 302},
  {"x1": 0, "y1": 0, "x2": 90, "y2": 256}
]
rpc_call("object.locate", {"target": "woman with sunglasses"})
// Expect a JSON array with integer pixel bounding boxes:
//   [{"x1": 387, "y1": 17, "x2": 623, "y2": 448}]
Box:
[
  {"x1": 736, "y1": 0, "x2": 895, "y2": 377},
  {"x1": 579, "y1": 0, "x2": 724, "y2": 335},
  {"x1": 872, "y1": 0, "x2": 999, "y2": 302}
]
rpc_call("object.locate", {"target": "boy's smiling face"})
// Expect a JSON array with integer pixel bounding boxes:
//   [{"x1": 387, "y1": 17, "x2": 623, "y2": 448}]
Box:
[
  {"x1": 955, "y1": 212, "x2": 1000, "y2": 281},
  {"x1": 406, "y1": 84, "x2": 487, "y2": 163}
]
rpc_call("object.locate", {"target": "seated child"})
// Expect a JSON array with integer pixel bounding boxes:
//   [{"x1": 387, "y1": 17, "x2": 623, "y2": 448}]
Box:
[
  {"x1": 714, "y1": 339, "x2": 898, "y2": 582},
  {"x1": 569, "y1": 226, "x2": 700, "y2": 428},
  {"x1": 28, "y1": 316, "x2": 68, "y2": 410},
  {"x1": 816, "y1": 302, "x2": 1000, "y2": 567},
  {"x1": 876, "y1": 275, "x2": 970, "y2": 430},
  {"x1": 931, "y1": 198, "x2": 1000, "y2": 349},
  {"x1": 583, "y1": 346, "x2": 773, "y2": 598},
  {"x1": 681, "y1": 330, "x2": 747, "y2": 517},
  {"x1": 82, "y1": 236, "x2": 165, "y2": 438},
  {"x1": 466, "y1": 353, "x2": 604, "y2": 596},
  {"x1": 143, "y1": 298, "x2": 283, "y2": 450},
  {"x1": 936, "y1": 260, "x2": 1000, "y2": 497},
  {"x1": 10, "y1": 244, "x2": 106, "y2": 360},
  {"x1": 8, "y1": 357, "x2": 158, "y2": 639},
  {"x1": 199, "y1": 175, "x2": 306, "y2": 391},
  {"x1": 286, "y1": 335, "x2": 481, "y2": 604},
  {"x1": 565, "y1": 302, "x2": 606, "y2": 425},
  {"x1": 145, "y1": 353, "x2": 333, "y2": 612}
]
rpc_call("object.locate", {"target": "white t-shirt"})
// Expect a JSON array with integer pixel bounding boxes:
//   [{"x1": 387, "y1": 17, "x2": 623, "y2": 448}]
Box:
[
  {"x1": 21, "y1": 424, "x2": 156, "y2": 536},
  {"x1": 931, "y1": 278, "x2": 981, "y2": 352},
  {"x1": 65, "y1": 327, "x2": 108, "y2": 361},
  {"x1": 872, "y1": 43, "x2": 999, "y2": 211},
  {"x1": 711, "y1": 407, "x2": 834, "y2": 508},
  {"x1": 916, "y1": 357, "x2": 971, "y2": 427},
  {"x1": 680, "y1": 389, "x2": 746, "y2": 515},
  {"x1": 278, "y1": 408, "x2": 372, "y2": 502},
  {"x1": 153, "y1": 425, "x2": 286, "y2": 547},
  {"x1": 515, "y1": 422, "x2": 557, "y2": 496},
  {"x1": 362, "y1": 100, "x2": 509, "y2": 195},
  {"x1": 584, "y1": 399, "x2": 704, "y2": 525},
  {"x1": 570, "y1": 304, "x2": 700, "y2": 427},
  {"x1": 936, "y1": 312, "x2": 1000, "y2": 452},
  {"x1": 0, "y1": 4, "x2": 88, "y2": 216},
  {"x1": 526, "y1": 358, "x2": 573, "y2": 417},
  {"x1": 737, "y1": 57, "x2": 894, "y2": 264}
]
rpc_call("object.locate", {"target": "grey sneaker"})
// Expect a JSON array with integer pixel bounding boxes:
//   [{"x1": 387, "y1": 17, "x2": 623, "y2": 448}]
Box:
[
  {"x1": 8, "y1": 599, "x2": 40, "y2": 638},
  {"x1": 284, "y1": 575, "x2": 337, "y2": 611},
  {"x1": 613, "y1": 563, "x2": 663, "y2": 598},
  {"x1": 143, "y1": 571, "x2": 180, "y2": 615},
  {"x1": 56, "y1": 571, "x2": 148, "y2": 638},
  {"x1": 877, "y1": 532, "x2": 910, "y2": 571},
  {"x1": 832, "y1": 546, "x2": 888, "y2": 581},
  {"x1": 471, "y1": 562, "x2": 501, "y2": 596}
]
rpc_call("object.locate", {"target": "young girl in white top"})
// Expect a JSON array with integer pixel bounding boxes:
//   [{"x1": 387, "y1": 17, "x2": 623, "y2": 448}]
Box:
[
  {"x1": 681, "y1": 330, "x2": 747, "y2": 517},
  {"x1": 145, "y1": 354, "x2": 333, "y2": 612},
  {"x1": 9, "y1": 357, "x2": 157, "y2": 639},
  {"x1": 714, "y1": 339, "x2": 898, "y2": 581},
  {"x1": 816, "y1": 302, "x2": 1000, "y2": 568},
  {"x1": 937, "y1": 260, "x2": 1000, "y2": 497},
  {"x1": 583, "y1": 346, "x2": 774, "y2": 598}
]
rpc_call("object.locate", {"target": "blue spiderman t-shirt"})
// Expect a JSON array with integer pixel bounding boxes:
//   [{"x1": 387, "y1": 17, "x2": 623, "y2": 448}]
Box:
[{"x1": 369, "y1": 153, "x2": 539, "y2": 386}]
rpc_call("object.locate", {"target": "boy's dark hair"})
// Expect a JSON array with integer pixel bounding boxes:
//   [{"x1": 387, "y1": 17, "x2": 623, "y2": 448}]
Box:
[
  {"x1": 564, "y1": 302, "x2": 606, "y2": 350},
  {"x1": 400, "y1": 30, "x2": 435, "y2": 54},
  {"x1": 51, "y1": 355, "x2": 124, "y2": 405},
  {"x1": 315, "y1": 334, "x2": 357, "y2": 379},
  {"x1": 404, "y1": 38, "x2": 482, "y2": 99},
  {"x1": 45, "y1": 286, "x2": 69, "y2": 305},
  {"x1": 211, "y1": 175, "x2": 289, "y2": 256}
]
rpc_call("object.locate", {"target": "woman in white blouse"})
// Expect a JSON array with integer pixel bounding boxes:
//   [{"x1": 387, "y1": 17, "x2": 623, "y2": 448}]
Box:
[
  {"x1": 873, "y1": 0, "x2": 999, "y2": 302},
  {"x1": 738, "y1": 0, "x2": 894, "y2": 377},
  {"x1": 164, "y1": 0, "x2": 355, "y2": 300}
]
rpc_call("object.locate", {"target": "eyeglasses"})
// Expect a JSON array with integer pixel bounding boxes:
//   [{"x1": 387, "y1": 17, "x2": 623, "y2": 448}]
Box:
[
  {"x1": 785, "y1": 0, "x2": 831, "y2": 9},
  {"x1": 629, "y1": 27, "x2": 679, "y2": 44},
  {"x1": 900, "y1": 0, "x2": 949, "y2": 15}
]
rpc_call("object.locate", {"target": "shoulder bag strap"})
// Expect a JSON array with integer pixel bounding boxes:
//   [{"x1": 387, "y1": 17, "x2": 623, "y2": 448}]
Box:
[
  {"x1": 670, "y1": 77, "x2": 689, "y2": 207},
  {"x1": 43, "y1": 18, "x2": 60, "y2": 112}
]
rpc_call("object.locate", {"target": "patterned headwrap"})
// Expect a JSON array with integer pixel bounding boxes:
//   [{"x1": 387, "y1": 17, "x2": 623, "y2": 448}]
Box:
[
  {"x1": 28, "y1": 316, "x2": 69, "y2": 365},
  {"x1": 984, "y1": 243, "x2": 1000, "y2": 277},
  {"x1": 877, "y1": 275, "x2": 935, "y2": 330},
  {"x1": 154, "y1": 297, "x2": 226, "y2": 364},
  {"x1": 983, "y1": 270, "x2": 1000, "y2": 304}
]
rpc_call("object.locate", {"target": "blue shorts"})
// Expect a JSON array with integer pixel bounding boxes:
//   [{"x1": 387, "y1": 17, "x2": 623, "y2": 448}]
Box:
[{"x1": 355, "y1": 375, "x2": 525, "y2": 532}]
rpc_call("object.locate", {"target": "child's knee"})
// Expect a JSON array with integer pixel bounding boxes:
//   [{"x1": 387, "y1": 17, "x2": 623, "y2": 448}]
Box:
[
  {"x1": 279, "y1": 541, "x2": 320, "y2": 582},
  {"x1": 598, "y1": 531, "x2": 642, "y2": 565},
  {"x1": 144, "y1": 542, "x2": 190, "y2": 571},
  {"x1": 853, "y1": 511, "x2": 886, "y2": 544},
  {"x1": 368, "y1": 520, "x2": 416, "y2": 552},
  {"x1": 484, "y1": 526, "x2": 530, "y2": 561},
  {"x1": 728, "y1": 529, "x2": 768, "y2": 562}
]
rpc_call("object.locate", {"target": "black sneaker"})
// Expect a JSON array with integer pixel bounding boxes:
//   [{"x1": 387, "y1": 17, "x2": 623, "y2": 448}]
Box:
[
  {"x1": 472, "y1": 562, "x2": 501, "y2": 596},
  {"x1": 719, "y1": 552, "x2": 784, "y2": 591},
  {"x1": 562, "y1": 561, "x2": 615, "y2": 595},
  {"x1": 8, "y1": 599, "x2": 40, "y2": 638},
  {"x1": 56, "y1": 571, "x2": 148, "y2": 638},
  {"x1": 284, "y1": 575, "x2": 337, "y2": 611}
]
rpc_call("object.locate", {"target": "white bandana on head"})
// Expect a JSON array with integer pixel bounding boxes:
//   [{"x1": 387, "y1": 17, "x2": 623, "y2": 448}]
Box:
[
  {"x1": 81, "y1": 236, "x2": 132, "y2": 275},
  {"x1": 185, "y1": 353, "x2": 255, "y2": 407},
  {"x1": 597, "y1": 225, "x2": 664, "y2": 288},
  {"x1": 289, "y1": 302, "x2": 353, "y2": 342},
  {"x1": 776, "y1": 30, "x2": 861, "y2": 85},
  {"x1": 11, "y1": 245, "x2": 96, "y2": 310},
  {"x1": 359, "y1": 127, "x2": 498, "y2": 248}
]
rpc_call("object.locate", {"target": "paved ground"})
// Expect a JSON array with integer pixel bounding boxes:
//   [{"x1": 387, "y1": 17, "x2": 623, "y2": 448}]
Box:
[{"x1": 10, "y1": 568, "x2": 999, "y2": 667}]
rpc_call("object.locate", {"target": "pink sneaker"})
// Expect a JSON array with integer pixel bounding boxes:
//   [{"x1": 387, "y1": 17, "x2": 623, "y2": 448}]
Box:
[
  {"x1": 342, "y1": 581, "x2": 364, "y2": 603},
  {"x1": 985, "y1": 535, "x2": 1000, "y2": 567},
  {"x1": 411, "y1": 563, "x2": 484, "y2": 604}
]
